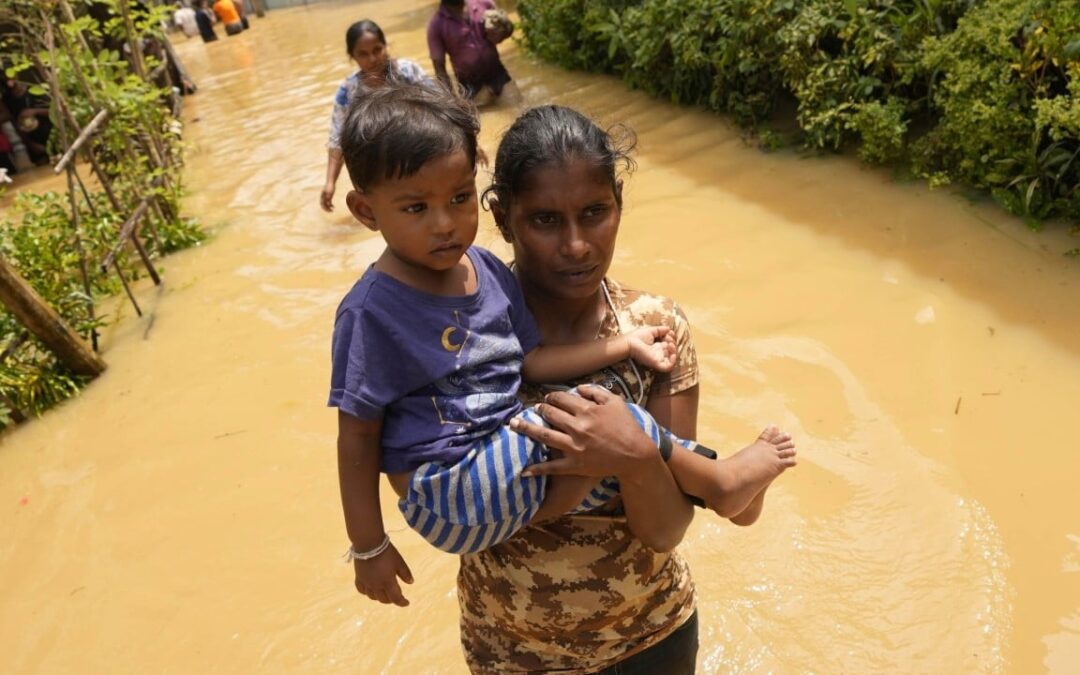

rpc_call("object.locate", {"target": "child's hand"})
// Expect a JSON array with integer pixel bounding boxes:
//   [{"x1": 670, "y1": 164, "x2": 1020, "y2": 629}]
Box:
[
  {"x1": 353, "y1": 541, "x2": 414, "y2": 607},
  {"x1": 626, "y1": 326, "x2": 677, "y2": 373}
]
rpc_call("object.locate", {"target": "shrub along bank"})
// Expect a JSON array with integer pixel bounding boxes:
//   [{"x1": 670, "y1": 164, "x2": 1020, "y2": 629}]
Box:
[{"x1": 517, "y1": 0, "x2": 1080, "y2": 225}]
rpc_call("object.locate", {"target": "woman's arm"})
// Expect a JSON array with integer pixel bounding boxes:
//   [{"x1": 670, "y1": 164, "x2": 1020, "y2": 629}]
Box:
[
  {"x1": 513, "y1": 386, "x2": 694, "y2": 552},
  {"x1": 646, "y1": 384, "x2": 699, "y2": 441},
  {"x1": 321, "y1": 148, "x2": 343, "y2": 212}
]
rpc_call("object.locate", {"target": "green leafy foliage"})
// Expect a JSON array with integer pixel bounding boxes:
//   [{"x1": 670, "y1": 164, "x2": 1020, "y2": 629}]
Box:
[
  {"x1": 918, "y1": 0, "x2": 1080, "y2": 219},
  {"x1": 518, "y1": 0, "x2": 1080, "y2": 222},
  {"x1": 0, "y1": 1, "x2": 205, "y2": 430}
]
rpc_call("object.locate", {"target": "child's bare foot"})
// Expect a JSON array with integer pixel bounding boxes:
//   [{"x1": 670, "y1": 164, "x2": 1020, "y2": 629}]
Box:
[{"x1": 705, "y1": 426, "x2": 796, "y2": 519}]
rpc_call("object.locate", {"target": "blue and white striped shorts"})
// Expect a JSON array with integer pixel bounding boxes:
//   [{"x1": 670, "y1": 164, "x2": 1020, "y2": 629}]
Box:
[{"x1": 398, "y1": 396, "x2": 686, "y2": 555}]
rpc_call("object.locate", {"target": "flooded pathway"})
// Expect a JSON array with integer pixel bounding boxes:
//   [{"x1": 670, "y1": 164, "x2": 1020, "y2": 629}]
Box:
[{"x1": 2, "y1": 1, "x2": 1079, "y2": 672}]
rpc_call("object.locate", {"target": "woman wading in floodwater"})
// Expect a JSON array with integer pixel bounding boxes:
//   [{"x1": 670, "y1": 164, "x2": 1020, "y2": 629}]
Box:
[
  {"x1": 319, "y1": 19, "x2": 434, "y2": 212},
  {"x1": 456, "y1": 106, "x2": 791, "y2": 672}
]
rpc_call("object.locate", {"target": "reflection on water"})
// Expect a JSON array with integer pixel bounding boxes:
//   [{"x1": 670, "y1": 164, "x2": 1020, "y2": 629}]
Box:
[{"x1": 2, "y1": 1, "x2": 1079, "y2": 672}]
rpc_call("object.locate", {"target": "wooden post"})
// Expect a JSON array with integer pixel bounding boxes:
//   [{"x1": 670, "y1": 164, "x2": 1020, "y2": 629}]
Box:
[
  {"x1": 72, "y1": 169, "x2": 99, "y2": 218},
  {"x1": 118, "y1": 0, "x2": 148, "y2": 80},
  {"x1": 54, "y1": 108, "x2": 111, "y2": 174},
  {"x1": 160, "y1": 38, "x2": 195, "y2": 94},
  {"x1": 0, "y1": 256, "x2": 106, "y2": 377},
  {"x1": 66, "y1": 164, "x2": 100, "y2": 352},
  {"x1": 111, "y1": 259, "x2": 143, "y2": 317}
]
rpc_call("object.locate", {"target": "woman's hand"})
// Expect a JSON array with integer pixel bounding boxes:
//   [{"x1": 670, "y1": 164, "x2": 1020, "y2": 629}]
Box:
[
  {"x1": 320, "y1": 181, "x2": 336, "y2": 212},
  {"x1": 514, "y1": 385, "x2": 661, "y2": 481},
  {"x1": 353, "y1": 542, "x2": 414, "y2": 607},
  {"x1": 626, "y1": 326, "x2": 677, "y2": 373},
  {"x1": 515, "y1": 385, "x2": 693, "y2": 551}
]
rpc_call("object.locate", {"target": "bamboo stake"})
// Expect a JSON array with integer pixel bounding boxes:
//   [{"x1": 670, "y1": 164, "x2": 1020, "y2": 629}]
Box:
[
  {"x1": 160, "y1": 37, "x2": 195, "y2": 95},
  {"x1": 57, "y1": 0, "x2": 98, "y2": 70},
  {"x1": 0, "y1": 256, "x2": 106, "y2": 377},
  {"x1": 72, "y1": 168, "x2": 99, "y2": 218},
  {"x1": 66, "y1": 163, "x2": 100, "y2": 352},
  {"x1": 52, "y1": 14, "x2": 102, "y2": 108},
  {"x1": 118, "y1": 0, "x2": 148, "y2": 80},
  {"x1": 130, "y1": 233, "x2": 161, "y2": 286},
  {"x1": 101, "y1": 199, "x2": 151, "y2": 272},
  {"x1": 147, "y1": 198, "x2": 168, "y2": 251},
  {"x1": 111, "y1": 259, "x2": 142, "y2": 317},
  {"x1": 54, "y1": 108, "x2": 111, "y2": 174}
]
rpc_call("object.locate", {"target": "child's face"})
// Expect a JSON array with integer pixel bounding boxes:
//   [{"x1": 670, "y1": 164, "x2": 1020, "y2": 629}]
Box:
[
  {"x1": 347, "y1": 149, "x2": 478, "y2": 274},
  {"x1": 351, "y1": 32, "x2": 388, "y2": 77},
  {"x1": 495, "y1": 158, "x2": 622, "y2": 301}
]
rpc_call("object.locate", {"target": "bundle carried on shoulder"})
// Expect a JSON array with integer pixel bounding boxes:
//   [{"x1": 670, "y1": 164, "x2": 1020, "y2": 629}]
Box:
[{"x1": 483, "y1": 8, "x2": 513, "y2": 45}]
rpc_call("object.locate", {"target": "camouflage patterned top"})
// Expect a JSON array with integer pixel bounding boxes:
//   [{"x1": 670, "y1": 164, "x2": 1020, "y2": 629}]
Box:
[{"x1": 457, "y1": 278, "x2": 700, "y2": 673}]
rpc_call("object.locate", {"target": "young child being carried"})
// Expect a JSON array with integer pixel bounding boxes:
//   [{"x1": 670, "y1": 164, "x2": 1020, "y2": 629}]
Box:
[{"x1": 328, "y1": 84, "x2": 796, "y2": 606}]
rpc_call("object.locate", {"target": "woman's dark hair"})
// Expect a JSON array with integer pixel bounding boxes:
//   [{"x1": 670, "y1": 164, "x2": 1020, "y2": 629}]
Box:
[
  {"x1": 340, "y1": 84, "x2": 479, "y2": 190},
  {"x1": 483, "y1": 106, "x2": 636, "y2": 236},
  {"x1": 345, "y1": 19, "x2": 386, "y2": 54}
]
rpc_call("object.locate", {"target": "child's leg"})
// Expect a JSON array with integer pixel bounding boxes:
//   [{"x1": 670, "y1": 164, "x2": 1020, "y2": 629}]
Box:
[
  {"x1": 398, "y1": 403, "x2": 629, "y2": 554},
  {"x1": 582, "y1": 391, "x2": 798, "y2": 522},
  {"x1": 664, "y1": 426, "x2": 797, "y2": 521},
  {"x1": 531, "y1": 475, "x2": 596, "y2": 523},
  {"x1": 398, "y1": 408, "x2": 553, "y2": 555}
]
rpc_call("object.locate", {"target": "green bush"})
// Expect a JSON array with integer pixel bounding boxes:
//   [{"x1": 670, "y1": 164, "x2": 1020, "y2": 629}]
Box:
[
  {"x1": 917, "y1": 0, "x2": 1080, "y2": 219},
  {"x1": 517, "y1": 0, "x2": 1080, "y2": 223}
]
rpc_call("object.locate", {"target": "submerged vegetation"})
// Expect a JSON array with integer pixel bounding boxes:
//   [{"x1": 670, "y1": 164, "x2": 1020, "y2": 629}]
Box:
[
  {"x1": 518, "y1": 0, "x2": 1080, "y2": 225},
  {"x1": 0, "y1": 0, "x2": 204, "y2": 430}
]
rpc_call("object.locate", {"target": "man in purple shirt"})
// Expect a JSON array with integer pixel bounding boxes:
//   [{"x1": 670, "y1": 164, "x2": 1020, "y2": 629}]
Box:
[{"x1": 427, "y1": 0, "x2": 512, "y2": 103}]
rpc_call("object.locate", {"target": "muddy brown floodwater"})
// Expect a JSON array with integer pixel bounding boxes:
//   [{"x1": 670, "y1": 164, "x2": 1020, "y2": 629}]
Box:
[{"x1": 2, "y1": 1, "x2": 1079, "y2": 672}]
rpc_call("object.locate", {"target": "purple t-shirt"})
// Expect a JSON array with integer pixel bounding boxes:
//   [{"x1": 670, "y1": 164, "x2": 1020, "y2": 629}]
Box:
[
  {"x1": 329, "y1": 247, "x2": 541, "y2": 473},
  {"x1": 427, "y1": 0, "x2": 501, "y2": 85}
]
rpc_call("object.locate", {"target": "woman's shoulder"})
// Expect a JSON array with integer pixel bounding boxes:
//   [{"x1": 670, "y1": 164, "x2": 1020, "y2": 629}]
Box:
[
  {"x1": 392, "y1": 58, "x2": 430, "y2": 82},
  {"x1": 605, "y1": 278, "x2": 687, "y2": 328},
  {"x1": 334, "y1": 72, "x2": 361, "y2": 105}
]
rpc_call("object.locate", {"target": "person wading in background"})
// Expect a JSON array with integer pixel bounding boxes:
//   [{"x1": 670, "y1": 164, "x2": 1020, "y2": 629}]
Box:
[{"x1": 426, "y1": 0, "x2": 512, "y2": 106}]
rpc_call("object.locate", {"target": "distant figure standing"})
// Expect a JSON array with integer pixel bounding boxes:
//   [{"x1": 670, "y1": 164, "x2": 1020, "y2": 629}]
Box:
[
  {"x1": 174, "y1": 2, "x2": 199, "y2": 38},
  {"x1": 427, "y1": 0, "x2": 511, "y2": 104},
  {"x1": 212, "y1": 0, "x2": 244, "y2": 36},
  {"x1": 194, "y1": 1, "x2": 218, "y2": 43}
]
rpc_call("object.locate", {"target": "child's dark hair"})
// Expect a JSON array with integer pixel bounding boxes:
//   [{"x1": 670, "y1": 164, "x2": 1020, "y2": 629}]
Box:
[
  {"x1": 345, "y1": 19, "x2": 386, "y2": 54},
  {"x1": 484, "y1": 106, "x2": 636, "y2": 233},
  {"x1": 340, "y1": 84, "x2": 479, "y2": 190}
]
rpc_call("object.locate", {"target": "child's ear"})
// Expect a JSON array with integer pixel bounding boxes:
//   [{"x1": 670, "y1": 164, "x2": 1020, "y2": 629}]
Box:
[
  {"x1": 346, "y1": 189, "x2": 378, "y2": 231},
  {"x1": 489, "y1": 197, "x2": 513, "y2": 243},
  {"x1": 614, "y1": 179, "x2": 624, "y2": 209}
]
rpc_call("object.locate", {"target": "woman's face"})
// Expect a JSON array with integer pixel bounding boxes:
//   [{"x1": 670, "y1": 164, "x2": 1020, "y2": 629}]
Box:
[
  {"x1": 498, "y1": 158, "x2": 622, "y2": 302},
  {"x1": 351, "y1": 32, "x2": 388, "y2": 79}
]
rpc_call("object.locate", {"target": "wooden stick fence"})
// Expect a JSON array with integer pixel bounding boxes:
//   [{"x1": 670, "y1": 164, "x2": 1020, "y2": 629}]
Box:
[{"x1": 0, "y1": 0, "x2": 195, "y2": 393}]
